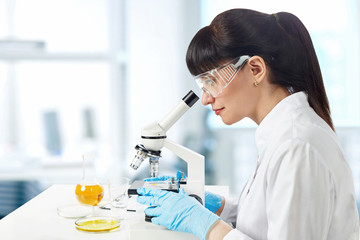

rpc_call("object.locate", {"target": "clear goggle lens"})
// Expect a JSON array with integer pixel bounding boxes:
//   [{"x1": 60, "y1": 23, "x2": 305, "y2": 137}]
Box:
[{"x1": 194, "y1": 55, "x2": 250, "y2": 98}]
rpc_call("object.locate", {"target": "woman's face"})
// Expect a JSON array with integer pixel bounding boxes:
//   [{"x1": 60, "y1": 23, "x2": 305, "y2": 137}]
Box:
[{"x1": 201, "y1": 62, "x2": 260, "y2": 125}]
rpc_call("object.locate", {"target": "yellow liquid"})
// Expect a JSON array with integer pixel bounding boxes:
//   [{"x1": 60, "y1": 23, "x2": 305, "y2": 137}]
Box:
[
  {"x1": 75, "y1": 184, "x2": 104, "y2": 206},
  {"x1": 76, "y1": 219, "x2": 120, "y2": 232}
]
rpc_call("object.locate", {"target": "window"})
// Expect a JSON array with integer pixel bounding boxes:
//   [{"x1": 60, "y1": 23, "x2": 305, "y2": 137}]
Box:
[
  {"x1": 0, "y1": 0, "x2": 125, "y2": 183},
  {"x1": 0, "y1": 0, "x2": 108, "y2": 52}
]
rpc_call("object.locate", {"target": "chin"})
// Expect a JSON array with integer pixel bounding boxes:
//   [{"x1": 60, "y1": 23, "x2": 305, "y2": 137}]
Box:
[
  {"x1": 221, "y1": 116, "x2": 244, "y2": 125},
  {"x1": 221, "y1": 118, "x2": 236, "y2": 125}
]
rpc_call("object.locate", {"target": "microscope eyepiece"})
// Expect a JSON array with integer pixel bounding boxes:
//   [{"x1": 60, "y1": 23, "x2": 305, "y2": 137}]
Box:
[{"x1": 182, "y1": 90, "x2": 199, "y2": 107}]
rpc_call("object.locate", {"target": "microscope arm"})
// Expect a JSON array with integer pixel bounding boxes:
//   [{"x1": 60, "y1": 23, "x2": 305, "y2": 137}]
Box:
[
  {"x1": 163, "y1": 138, "x2": 205, "y2": 203},
  {"x1": 131, "y1": 91, "x2": 204, "y2": 203}
]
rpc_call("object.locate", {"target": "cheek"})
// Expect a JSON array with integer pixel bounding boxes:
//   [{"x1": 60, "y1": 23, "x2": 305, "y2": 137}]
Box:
[
  {"x1": 225, "y1": 76, "x2": 257, "y2": 117},
  {"x1": 232, "y1": 94, "x2": 255, "y2": 116}
]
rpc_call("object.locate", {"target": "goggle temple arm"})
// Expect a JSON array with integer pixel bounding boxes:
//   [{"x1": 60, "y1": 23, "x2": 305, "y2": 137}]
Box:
[{"x1": 234, "y1": 55, "x2": 251, "y2": 69}]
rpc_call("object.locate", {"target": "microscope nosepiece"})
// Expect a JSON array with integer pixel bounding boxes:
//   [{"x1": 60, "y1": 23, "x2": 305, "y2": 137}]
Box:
[{"x1": 130, "y1": 144, "x2": 162, "y2": 171}]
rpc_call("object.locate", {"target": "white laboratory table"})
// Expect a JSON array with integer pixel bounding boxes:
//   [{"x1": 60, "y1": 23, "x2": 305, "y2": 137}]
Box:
[{"x1": 0, "y1": 184, "x2": 228, "y2": 240}]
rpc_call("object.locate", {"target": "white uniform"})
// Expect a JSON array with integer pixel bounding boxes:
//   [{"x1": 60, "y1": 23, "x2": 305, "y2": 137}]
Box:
[{"x1": 221, "y1": 92, "x2": 359, "y2": 240}]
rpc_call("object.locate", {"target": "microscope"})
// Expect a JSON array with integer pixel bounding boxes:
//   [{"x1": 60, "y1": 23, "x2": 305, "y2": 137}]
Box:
[{"x1": 129, "y1": 90, "x2": 205, "y2": 204}]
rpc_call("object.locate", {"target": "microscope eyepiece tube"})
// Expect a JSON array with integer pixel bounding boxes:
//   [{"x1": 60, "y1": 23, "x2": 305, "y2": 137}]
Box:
[{"x1": 159, "y1": 91, "x2": 199, "y2": 132}]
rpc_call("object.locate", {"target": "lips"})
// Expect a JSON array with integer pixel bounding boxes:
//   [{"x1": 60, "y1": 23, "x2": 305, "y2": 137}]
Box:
[{"x1": 213, "y1": 107, "x2": 224, "y2": 115}]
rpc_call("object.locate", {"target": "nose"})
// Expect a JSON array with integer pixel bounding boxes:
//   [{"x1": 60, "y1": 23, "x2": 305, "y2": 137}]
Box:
[{"x1": 201, "y1": 91, "x2": 215, "y2": 105}]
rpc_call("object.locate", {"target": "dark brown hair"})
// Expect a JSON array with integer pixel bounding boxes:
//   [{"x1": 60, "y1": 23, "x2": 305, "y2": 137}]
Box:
[{"x1": 186, "y1": 9, "x2": 334, "y2": 130}]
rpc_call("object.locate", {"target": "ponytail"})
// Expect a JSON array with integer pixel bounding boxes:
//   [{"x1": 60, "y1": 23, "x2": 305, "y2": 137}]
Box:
[{"x1": 275, "y1": 12, "x2": 334, "y2": 130}]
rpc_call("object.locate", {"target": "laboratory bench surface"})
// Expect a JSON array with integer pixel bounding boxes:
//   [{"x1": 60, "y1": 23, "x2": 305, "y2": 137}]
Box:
[{"x1": 0, "y1": 184, "x2": 228, "y2": 240}]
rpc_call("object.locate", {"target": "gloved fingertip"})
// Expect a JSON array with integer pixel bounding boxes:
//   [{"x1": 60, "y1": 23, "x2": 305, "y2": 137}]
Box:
[
  {"x1": 179, "y1": 188, "x2": 186, "y2": 194},
  {"x1": 176, "y1": 171, "x2": 182, "y2": 179},
  {"x1": 144, "y1": 206, "x2": 158, "y2": 216},
  {"x1": 137, "y1": 187, "x2": 145, "y2": 195},
  {"x1": 138, "y1": 195, "x2": 157, "y2": 206},
  {"x1": 136, "y1": 195, "x2": 145, "y2": 204},
  {"x1": 143, "y1": 188, "x2": 167, "y2": 197},
  {"x1": 151, "y1": 217, "x2": 161, "y2": 225}
]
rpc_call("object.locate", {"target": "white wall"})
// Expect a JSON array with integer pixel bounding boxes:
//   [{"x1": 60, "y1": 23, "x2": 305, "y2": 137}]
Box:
[{"x1": 125, "y1": 0, "x2": 205, "y2": 177}]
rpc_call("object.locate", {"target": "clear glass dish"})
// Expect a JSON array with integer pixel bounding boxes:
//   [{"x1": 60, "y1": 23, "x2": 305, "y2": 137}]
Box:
[{"x1": 57, "y1": 204, "x2": 92, "y2": 218}]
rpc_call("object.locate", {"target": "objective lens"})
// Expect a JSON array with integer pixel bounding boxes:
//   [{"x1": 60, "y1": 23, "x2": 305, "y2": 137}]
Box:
[
  {"x1": 130, "y1": 144, "x2": 161, "y2": 171},
  {"x1": 149, "y1": 158, "x2": 159, "y2": 178},
  {"x1": 130, "y1": 151, "x2": 146, "y2": 170}
]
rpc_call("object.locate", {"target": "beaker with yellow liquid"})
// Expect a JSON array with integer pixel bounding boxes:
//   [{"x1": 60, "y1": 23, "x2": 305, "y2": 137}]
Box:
[
  {"x1": 59, "y1": 155, "x2": 120, "y2": 232},
  {"x1": 75, "y1": 155, "x2": 104, "y2": 206},
  {"x1": 75, "y1": 183, "x2": 104, "y2": 206},
  {"x1": 72, "y1": 155, "x2": 120, "y2": 233}
]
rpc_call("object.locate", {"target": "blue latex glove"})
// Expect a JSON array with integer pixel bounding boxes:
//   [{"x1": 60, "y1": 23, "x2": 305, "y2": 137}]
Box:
[
  {"x1": 205, "y1": 191, "x2": 223, "y2": 213},
  {"x1": 144, "y1": 170, "x2": 186, "y2": 182},
  {"x1": 137, "y1": 187, "x2": 220, "y2": 240}
]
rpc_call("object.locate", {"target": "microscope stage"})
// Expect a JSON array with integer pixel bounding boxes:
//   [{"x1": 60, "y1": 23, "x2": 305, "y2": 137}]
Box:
[{"x1": 128, "y1": 180, "x2": 180, "y2": 195}]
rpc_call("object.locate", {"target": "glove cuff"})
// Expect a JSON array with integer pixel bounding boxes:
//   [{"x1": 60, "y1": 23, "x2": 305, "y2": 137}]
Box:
[{"x1": 205, "y1": 192, "x2": 223, "y2": 213}]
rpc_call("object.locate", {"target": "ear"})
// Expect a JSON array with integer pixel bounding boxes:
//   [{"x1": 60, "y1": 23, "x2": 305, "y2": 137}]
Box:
[{"x1": 248, "y1": 56, "x2": 267, "y2": 84}]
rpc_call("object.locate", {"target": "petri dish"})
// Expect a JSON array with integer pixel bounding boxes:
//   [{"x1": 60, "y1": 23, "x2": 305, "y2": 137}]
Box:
[
  {"x1": 57, "y1": 204, "x2": 92, "y2": 218},
  {"x1": 75, "y1": 216, "x2": 120, "y2": 233}
]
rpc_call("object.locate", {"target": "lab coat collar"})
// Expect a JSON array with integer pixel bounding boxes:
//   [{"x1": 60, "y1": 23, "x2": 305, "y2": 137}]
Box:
[{"x1": 255, "y1": 91, "x2": 309, "y2": 160}]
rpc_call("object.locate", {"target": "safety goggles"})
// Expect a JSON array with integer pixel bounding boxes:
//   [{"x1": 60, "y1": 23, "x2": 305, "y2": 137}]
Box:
[{"x1": 194, "y1": 55, "x2": 250, "y2": 98}]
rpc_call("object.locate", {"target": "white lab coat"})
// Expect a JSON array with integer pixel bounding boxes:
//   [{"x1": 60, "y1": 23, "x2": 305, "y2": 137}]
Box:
[{"x1": 221, "y1": 92, "x2": 359, "y2": 240}]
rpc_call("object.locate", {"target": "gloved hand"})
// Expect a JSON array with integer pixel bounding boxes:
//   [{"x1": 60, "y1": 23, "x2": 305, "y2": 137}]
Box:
[
  {"x1": 137, "y1": 187, "x2": 220, "y2": 240},
  {"x1": 205, "y1": 191, "x2": 223, "y2": 213},
  {"x1": 144, "y1": 170, "x2": 186, "y2": 182}
]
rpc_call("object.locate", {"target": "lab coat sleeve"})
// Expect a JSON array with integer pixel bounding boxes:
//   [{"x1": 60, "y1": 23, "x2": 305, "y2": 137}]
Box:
[
  {"x1": 221, "y1": 196, "x2": 256, "y2": 240},
  {"x1": 220, "y1": 197, "x2": 238, "y2": 226},
  {"x1": 265, "y1": 139, "x2": 334, "y2": 239},
  {"x1": 220, "y1": 197, "x2": 256, "y2": 240}
]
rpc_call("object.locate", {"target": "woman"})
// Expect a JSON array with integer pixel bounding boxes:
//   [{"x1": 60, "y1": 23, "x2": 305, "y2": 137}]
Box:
[{"x1": 137, "y1": 9, "x2": 359, "y2": 239}]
